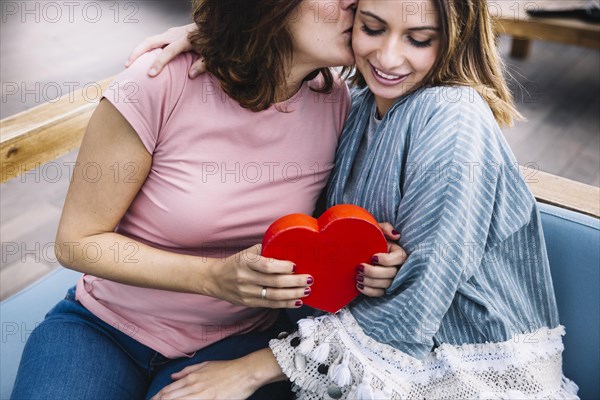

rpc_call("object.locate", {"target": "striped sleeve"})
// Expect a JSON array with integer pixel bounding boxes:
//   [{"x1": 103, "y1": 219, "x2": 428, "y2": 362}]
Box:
[{"x1": 380, "y1": 88, "x2": 521, "y2": 357}]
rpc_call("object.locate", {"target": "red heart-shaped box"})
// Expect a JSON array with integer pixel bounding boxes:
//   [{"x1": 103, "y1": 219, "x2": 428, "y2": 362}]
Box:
[{"x1": 262, "y1": 204, "x2": 387, "y2": 313}]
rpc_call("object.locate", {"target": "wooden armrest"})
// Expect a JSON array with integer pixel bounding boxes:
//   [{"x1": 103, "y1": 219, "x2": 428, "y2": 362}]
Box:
[
  {"x1": 0, "y1": 78, "x2": 113, "y2": 183},
  {"x1": 521, "y1": 166, "x2": 600, "y2": 219}
]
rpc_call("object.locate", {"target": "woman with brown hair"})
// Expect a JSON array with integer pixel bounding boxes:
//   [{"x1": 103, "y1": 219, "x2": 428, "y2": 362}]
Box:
[
  {"x1": 10, "y1": 1, "x2": 406, "y2": 399},
  {"x1": 145, "y1": 1, "x2": 577, "y2": 399}
]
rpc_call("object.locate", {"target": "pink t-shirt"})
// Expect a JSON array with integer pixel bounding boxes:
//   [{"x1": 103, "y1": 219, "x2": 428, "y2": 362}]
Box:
[{"x1": 75, "y1": 50, "x2": 350, "y2": 359}]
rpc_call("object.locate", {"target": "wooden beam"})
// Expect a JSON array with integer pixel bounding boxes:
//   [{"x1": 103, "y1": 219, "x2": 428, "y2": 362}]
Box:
[
  {"x1": 0, "y1": 78, "x2": 113, "y2": 183},
  {"x1": 510, "y1": 37, "x2": 532, "y2": 59},
  {"x1": 496, "y1": 19, "x2": 600, "y2": 50}
]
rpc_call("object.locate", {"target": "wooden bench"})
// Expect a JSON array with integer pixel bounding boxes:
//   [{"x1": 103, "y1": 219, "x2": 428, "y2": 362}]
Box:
[
  {"x1": 1, "y1": 79, "x2": 599, "y2": 399},
  {"x1": 3, "y1": 78, "x2": 598, "y2": 217},
  {"x1": 491, "y1": 0, "x2": 600, "y2": 58},
  {"x1": 1, "y1": 78, "x2": 113, "y2": 183}
]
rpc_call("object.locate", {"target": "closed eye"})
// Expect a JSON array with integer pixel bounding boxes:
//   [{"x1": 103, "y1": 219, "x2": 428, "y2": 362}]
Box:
[
  {"x1": 408, "y1": 36, "x2": 432, "y2": 48},
  {"x1": 361, "y1": 24, "x2": 384, "y2": 36}
]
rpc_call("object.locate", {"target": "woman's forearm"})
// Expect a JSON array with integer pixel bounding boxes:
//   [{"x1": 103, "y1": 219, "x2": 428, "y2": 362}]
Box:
[
  {"x1": 56, "y1": 231, "x2": 221, "y2": 296},
  {"x1": 55, "y1": 231, "x2": 305, "y2": 308},
  {"x1": 243, "y1": 348, "x2": 287, "y2": 387}
]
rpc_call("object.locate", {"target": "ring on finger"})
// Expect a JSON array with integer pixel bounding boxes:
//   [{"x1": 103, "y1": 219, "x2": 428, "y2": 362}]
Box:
[{"x1": 261, "y1": 287, "x2": 267, "y2": 300}]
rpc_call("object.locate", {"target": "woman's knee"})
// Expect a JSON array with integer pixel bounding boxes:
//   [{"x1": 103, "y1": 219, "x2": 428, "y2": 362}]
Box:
[{"x1": 12, "y1": 316, "x2": 147, "y2": 399}]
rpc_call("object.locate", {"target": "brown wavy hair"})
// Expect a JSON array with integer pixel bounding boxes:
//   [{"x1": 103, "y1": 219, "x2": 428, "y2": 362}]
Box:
[
  {"x1": 347, "y1": 0, "x2": 522, "y2": 126},
  {"x1": 189, "y1": 0, "x2": 334, "y2": 112}
]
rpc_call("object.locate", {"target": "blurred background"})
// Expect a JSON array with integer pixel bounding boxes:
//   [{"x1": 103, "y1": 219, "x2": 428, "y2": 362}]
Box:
[{"x1": 1, "y1": 0, "x2": 599, "y2": 299}]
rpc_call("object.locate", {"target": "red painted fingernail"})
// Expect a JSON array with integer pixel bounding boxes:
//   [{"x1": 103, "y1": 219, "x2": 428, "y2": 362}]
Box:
[
  {"x1": 292, "y1": 264, "x2": 297, "y2": 273},
  {"x1": 357, "y1": 283, "x2": 364, "y2": 290},
  {"x1": 357, "y1": 265, "x2": 364, "y2": 273},
  {"x1": 295, "y1": 300, "x2": 303, "y2": 307},
  {"x1": 304, "y1": 287, "x2": 311, "y2": 295},
  {"x1": 392, "y1": 229, "x2": 400, "y2": 235},
  {"x1": 356, "y1": 274, "x2": 364, "y2": 282},
  {"x1": 307, "y1": 277, "x2": 314, "y2": 285},
  {"x1": 371, "y1": 255, "x2": 379, "y2": 263}
]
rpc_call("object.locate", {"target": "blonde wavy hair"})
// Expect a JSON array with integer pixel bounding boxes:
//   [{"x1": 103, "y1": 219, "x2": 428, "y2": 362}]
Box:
[{"x1": 349, "y1": 0, "x2": 522, "y2": 126}]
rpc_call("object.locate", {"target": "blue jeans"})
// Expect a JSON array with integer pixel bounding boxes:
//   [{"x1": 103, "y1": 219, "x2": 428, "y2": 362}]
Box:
[{"x1": 11, "y1": 287, "x2": 294, "y2": 400}]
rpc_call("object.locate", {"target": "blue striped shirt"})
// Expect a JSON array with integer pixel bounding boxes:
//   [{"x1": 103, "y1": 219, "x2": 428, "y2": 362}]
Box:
[{"x1": 327, "y1": 86, "x2": 560, "y2": 360}]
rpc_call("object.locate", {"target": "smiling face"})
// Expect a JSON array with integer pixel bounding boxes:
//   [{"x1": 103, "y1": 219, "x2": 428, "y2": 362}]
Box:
[
  {"x1": 352, "y1": 0, "x2": 440, "y2": 116},
  {"x1": 288, "y1": 0, "x2": 357, "y2": 72}
]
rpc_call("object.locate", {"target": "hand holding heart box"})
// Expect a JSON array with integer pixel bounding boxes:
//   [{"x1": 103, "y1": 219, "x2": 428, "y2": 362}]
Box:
[{"x1": 261, "y1": 204, "x2": 387, "y2": 313}]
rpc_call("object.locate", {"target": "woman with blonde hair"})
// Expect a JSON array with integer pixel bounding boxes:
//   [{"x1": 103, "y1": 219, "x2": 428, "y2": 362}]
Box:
[{"x1": 143, "y1": 1, "x2": 578, "y2": 399}]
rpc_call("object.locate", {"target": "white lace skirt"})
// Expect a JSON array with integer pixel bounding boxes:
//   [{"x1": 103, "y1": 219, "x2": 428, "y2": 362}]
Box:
[{"x1": 269, "y1": 308, "x2": 579, "y2": 400}]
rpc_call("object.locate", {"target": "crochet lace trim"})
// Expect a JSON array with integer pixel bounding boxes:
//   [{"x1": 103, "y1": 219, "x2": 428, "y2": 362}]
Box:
[{"x1": 269, "y1": 308, "x2": 579, "y2": 400}]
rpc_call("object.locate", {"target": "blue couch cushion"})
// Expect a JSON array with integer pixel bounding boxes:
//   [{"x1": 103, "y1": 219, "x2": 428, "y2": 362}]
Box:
[
  {"x1": 1, "y1": 203, "x2": 598, "y2": 399},
  {"x1": 539, "y1": 203, "x2": 600, "y2": 400},
  {"x1": 0, "y1": 268, "x2": 82, "y2": 400}
]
